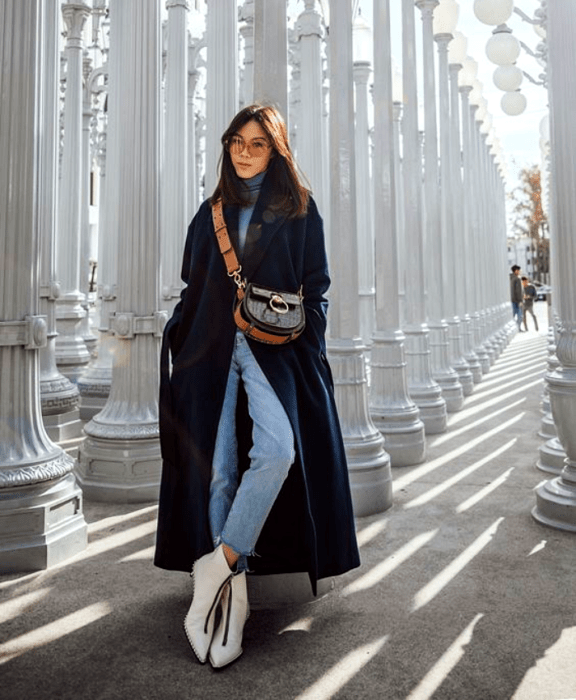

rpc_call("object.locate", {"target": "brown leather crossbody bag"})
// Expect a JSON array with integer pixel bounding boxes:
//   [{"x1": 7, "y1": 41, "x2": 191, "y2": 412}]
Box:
[{"x1": 211, "y1": 199, "x2": 305, "y2": 345}]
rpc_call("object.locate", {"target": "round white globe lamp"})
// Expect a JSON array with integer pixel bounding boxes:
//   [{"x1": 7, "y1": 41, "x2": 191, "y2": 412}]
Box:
[
  {"x1": 448, "y1": 30, "x2": 467, "y2": 65},
  {"x1": 352, "y1": 10, "x2": 373, "y2": 63},
  {"x1": 433, "y1": 0, "x2": 459, "y2": 37},
  {"x1": 458, "y1": 55, "x2": 478, "y2": 87},
  {"x1": 469, "y1": 78, "x2": 483, "y2": 105},
  {"x1": 501, "y1": 90, "x2": 527, "y2": 116},
  {"x1": 392, "y1": 60, "x2": 403, "y2": 103},
  {"x1": 539, "y1": 114, "x2": 550, "y2": 141},
  {"x1": 493, "y1": 64, "x2": 523, "y2": 91},
  {"x1": 486, "y1": 27, "x2": 520, "y2": 65},
  {"x1": 473, "y1": 0, "x2": 513, "y2": 26},
  {"x1": 476, "y1": 97, "x2": 488, "y2": 122}
]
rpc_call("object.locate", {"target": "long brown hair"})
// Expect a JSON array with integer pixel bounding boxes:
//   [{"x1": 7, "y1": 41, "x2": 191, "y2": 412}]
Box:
[{"x1": 211, "y1": 104, "x2": 309, "y2": 219}]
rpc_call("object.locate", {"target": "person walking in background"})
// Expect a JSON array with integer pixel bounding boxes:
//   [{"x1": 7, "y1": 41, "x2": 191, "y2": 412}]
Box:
[
  {"x1": 510, "y1": 265, "x2": 524, "y2": 331},
  {"x1": 154, "y1": 104, "x2": 360, "y2": 669},
  {"x1": 522, "y1": 276, "x2": 539, "y2": 332}
]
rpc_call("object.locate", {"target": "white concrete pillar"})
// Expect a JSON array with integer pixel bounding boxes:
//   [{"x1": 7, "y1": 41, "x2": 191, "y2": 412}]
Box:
[
  {"x1": 458, "y1": 83, "x2": 482, "y2": 383},
  {"x1": 0, "y1": 0, "x2": 87, "y2": 572},
  {"x1": 353, "y1": 60, "x2": 376, "y2": 351},
  {"x1": 467, "y1": 100, "x2": 491, "y2": 373},
  {"x1": 161, "y1": 0, "x2": 189, "y2": 316},
  {"x1": 326, "y1": 0, "x2": 392, "y2": 516},
  {"x1": 538, "y1": 339, "x2": 566, "y2": 476},
  {"x1": 80, "y1": 52, "x2": 98, "y2": 359},
  {"x1": 78, "y1": 0, "x2": 167, "y2": 502},
  {"x1": 447, "y1": 62, "x2": 475, "y2": 391},
  {"x1": 416, "y1": 0, "x2": 463, "y2": 413},
  {"x1": 187, "y1": 37, "x2": 201, "y2": 218},
  {"x1": 77, "y1": 125, "x2": 117, "y2": 421},
  {"x1": 533, "y1": 0, "x2": 576, "y2": 532},
  {"x1": 38, "y1": 0, "x2": 82, "y2": 442},
  {"x1": 254, "y1": 0, "x2": 288, "y2": 119},
  {"x1": 369, "y1": 0, "x2": 425, "y2": 467},
  {"x1": 441, "y1": 53, "x2": 473, "y2": 396},
  {"x1": 55, "y1": 2, "x2": 91, "y2": 383},
  {"x1": 239, "y1": 0, "x2": 255, "y2": 108},
  {"x1": 401, "y1": 0, "x2": 447, "y2": 434},
  {"x1": 296, "y1": 0, "x2": 326, "y2": 215},
  {"x1": 205, "y1": 2, "x2": 237, "y2": 194},
  {"x1": 289, "y1": 32, "x2": 302, "y2": 151}
]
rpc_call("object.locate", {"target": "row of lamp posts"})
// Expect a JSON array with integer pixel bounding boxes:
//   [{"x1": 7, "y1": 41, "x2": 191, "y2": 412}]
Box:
[{"x1": 2, "y1": 0, "x2": 575, "y2": 575}]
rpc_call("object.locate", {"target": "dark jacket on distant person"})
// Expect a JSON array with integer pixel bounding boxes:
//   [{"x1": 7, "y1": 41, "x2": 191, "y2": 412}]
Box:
[{"x1": 510, "y1": 273, "x2": 523, "y2": 304}]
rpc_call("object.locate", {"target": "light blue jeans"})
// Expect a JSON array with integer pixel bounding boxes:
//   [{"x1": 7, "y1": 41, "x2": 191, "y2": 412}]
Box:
[
  {"x1": 512, "y1": 301, "x2": 523, "y2": 329},
  {"x1": 209, "y1": 331, "x2": 295, "y2": 572}
]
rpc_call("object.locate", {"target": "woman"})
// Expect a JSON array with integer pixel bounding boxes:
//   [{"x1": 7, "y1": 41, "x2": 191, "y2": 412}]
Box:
[{"x1": 155, "y1": 104, "x2": 360, "y2": 668}]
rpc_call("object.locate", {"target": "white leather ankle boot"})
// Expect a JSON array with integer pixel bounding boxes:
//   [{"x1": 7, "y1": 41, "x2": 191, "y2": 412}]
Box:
[
  {"x1": 184, "y1": 545, "x2": 233, "y2": 663},
  {"x1": 209, "y1": 571, "x2": 249, "y2": 668}
]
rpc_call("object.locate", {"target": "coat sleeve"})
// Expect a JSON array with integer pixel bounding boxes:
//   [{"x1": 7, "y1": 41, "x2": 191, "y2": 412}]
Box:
[
  {"x1": 163, "y1": 202, "x2": 209, "y2": 359},
  {"x1": 300, "y1": 197, "x2": 330, "y2": 357}
]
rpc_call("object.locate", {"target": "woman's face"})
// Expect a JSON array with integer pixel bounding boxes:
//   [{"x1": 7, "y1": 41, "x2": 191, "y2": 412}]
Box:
[{"x1": 229, "y1": 120, "x2": 273, "y2": 179}]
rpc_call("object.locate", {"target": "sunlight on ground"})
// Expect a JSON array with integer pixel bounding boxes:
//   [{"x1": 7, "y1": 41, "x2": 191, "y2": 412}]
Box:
[
  {"x1": 87, "y1": 505, "x2": 158, "y2": 535},
  {"x1": 278, "y1": 616, "x2": 314, "y2": 635},
  {"x1": 439, "y1": 396, "x2": 526, "y2": 442},
  {"x1": 511, "y1": 626, "x2": 576, "y2": 700},
  {"x1": 412, "y1": 518, "x2": 504, "y2": 612},
  {"x1": 527, "y1": 540, "x2": 547, "y2": 556},
  {"x1": 456, "y1": 468, "x2": 515, "y2": 513},
  {"x1": 355, "y1": 518, "x2": 388, "y2": 548},
  {"x1": 0, "y1": 588, "x2": 52, "y2": 624},
  {"x1": 72, "y1": 518, "x2": 157, "y2": 563},
  {"x1": 403, "y1": 440, "x2": 517, "y2": 509},
  {"x1": 393, "y1": 414, "x2": 524, "y2": 492},
  {"x1": 118, "y1": 545, "x2": 156, "y2": 562},
  {"x1": 294, "y1": 636, "x2": 388, "y2": 700},
  {"x1": 462, "y1": 374, "x2": 544, "y2": 408},
  {"x1": 341, "y1": 530, "x2": 438, "y2": 598},
  {"x1": 406, "y1": 614, "x2": 484, "y2": 700},
  {"x1": 0, "y1": 602, "x2": 112, "y2": 664}
]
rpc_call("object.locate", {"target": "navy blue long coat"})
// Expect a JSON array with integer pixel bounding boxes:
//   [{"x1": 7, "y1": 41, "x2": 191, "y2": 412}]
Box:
[{"x1": 154, "y1": 172, "x2": 360, "y2": 594}]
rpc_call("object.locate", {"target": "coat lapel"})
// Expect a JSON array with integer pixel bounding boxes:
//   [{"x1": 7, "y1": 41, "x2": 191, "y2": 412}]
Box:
[{"x1": 241, "y1": 172, "x2": 287, "y2": 281}]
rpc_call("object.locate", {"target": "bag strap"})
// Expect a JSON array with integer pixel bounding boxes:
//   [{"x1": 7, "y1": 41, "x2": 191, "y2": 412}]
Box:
[{"x1": 211, "y1": 199, "x2": 245, "y2": 298}]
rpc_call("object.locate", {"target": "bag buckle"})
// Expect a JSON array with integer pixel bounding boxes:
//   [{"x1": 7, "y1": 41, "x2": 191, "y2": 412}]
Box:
[
  {"x1": 228, "y1": 267, "x2": 246, "y2": 290},
  {"x1": 269, "y1": 294, "x2": 289, "y2": 315}
]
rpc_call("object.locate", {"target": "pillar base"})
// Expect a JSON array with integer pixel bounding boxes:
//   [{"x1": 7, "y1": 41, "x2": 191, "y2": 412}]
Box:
[
  {"x1": 328, "y1": 338, "x2": 393, "y2": 517},
  {"x1": 43, "y1": 406, "x2": 83, "y2": 442},
  {"x1": 0, "y1": 473, "x2": 87, "y2": 574},
  {"x1": 532, "y1": 473, "x2": 576, "y2": 533},
  {"x1": 538, "y1": 411, "x2": 557, "y2": 440},
  {"x1": 537, "y1": 438, "x2": 566, "y2": 475},
  {"x1": 247, "y1": 573, "x2": 334, "y2": 610},
  {"x1": 369, "y1": 330, "x2": 426, "y2": 467},
  {"x1": 475, "y1": 345, "x2": 491, "y2": 374},
  {"x1": 345, "y1": 429, "x2": 393, "y2": 517},
  {"x1": 404, "y1": 326, "x2": 447, "y2": 434},
  {"x1": 77, "y1": 434, "x2": 161, "y2": 502},
  {"x1": 453, "y1": 358, "x2": 474, "y2": 396},
  {"x1": 433, "y1": 370, "x2": 464, "y2": 413},
  {"x1": 464, "y1": 350, "x2": 483, "y2": 383},
  {"x1": 372, "y1": 408, "x2": 426, "y2": 467},
  {"x1": 78, "y1": 395, "x2": 108, "y2": 422}
]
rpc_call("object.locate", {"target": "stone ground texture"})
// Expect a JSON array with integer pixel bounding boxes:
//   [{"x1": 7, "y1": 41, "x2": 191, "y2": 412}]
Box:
[{"x1": 2, "y1": 303, "x2": 576, "y2": 700}]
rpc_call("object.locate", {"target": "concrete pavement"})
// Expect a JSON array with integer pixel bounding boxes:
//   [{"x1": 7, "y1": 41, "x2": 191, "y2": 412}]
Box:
[{"x1": 2, "y1": 301, "x2": 576, "y2": 700}]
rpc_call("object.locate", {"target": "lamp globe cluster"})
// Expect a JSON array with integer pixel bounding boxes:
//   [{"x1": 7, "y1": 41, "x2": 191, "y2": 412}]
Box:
[{"x1": 474, "y1": 0, "x2": 528, "y2": 116}]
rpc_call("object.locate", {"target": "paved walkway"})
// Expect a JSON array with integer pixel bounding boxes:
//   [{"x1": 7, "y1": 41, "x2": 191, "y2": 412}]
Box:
[{"x1": 2, "y1": 302, "x2": 576, "y2": 700}]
